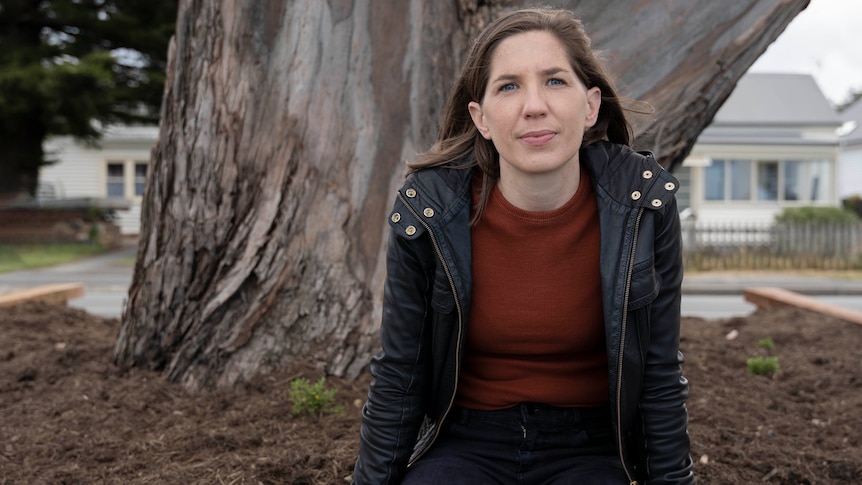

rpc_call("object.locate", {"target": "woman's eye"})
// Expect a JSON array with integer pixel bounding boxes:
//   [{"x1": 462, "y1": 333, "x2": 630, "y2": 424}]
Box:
[
  {"x1": 548, "y1": 78, "x2": 566, "y2": 86},
  {"x1": 499, "y1": 83, "x2": 516, "y2": 92}
]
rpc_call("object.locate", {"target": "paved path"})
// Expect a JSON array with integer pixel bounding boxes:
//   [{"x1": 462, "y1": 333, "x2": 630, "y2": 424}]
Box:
[
  {"x1": 682, "y1": 271, "x2": 862, "y2": 296},
  {"x1": 2, "y1": 247, "x2": 861, "y2": 320},
  {"x1": 0, "y1": 244, "x2": 135, "y2": 317},
  {"x1": 682, "y1": 271, "x2": 862, "y2": 319}
]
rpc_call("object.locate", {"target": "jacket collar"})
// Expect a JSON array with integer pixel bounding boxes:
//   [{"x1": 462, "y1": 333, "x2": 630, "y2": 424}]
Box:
[
  {"x1": 580, "y1": 141, "x2": 679, "y2": 212},
  {"x1": 391, "y1": 141, "x2": 679, "y2": 238}
]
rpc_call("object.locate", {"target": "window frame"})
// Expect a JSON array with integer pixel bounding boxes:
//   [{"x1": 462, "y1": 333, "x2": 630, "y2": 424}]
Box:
[
  {"x1": 104, "y1": 159, "x2": 149, "y2": 202},
  {"x1": 702, "y1": 157, "x2": 833, "y2": 204}
]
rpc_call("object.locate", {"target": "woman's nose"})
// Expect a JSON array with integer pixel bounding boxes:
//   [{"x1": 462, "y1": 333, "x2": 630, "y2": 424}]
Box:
[{"x1": 522, "y1": 85, "x2": 548, "y2": 118}]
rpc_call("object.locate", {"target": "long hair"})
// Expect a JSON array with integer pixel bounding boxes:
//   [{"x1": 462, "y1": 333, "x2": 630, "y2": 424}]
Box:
[{"x1": 410, "y1": 7, "x2": 639, "y2": 223}]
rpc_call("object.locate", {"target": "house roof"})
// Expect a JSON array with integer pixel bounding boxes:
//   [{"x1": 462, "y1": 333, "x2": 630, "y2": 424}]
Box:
[
  {"x1": 839, "y1": 99, "x2": 862, "y2": 145},
  {"x1": 101, "y1": 124, "x2": 160, "y2": 142},
  {"x1": 697, "y1": 73, "x2": 843, "y2": 146},
  {"x1": 711, "y1": 73, "x2": 841, "y2": 126}
]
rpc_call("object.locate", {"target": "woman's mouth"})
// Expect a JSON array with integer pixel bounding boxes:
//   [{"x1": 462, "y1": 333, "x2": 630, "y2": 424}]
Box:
[{"x1": 520, "y1": 130, "x2": 556, "y2": 146}]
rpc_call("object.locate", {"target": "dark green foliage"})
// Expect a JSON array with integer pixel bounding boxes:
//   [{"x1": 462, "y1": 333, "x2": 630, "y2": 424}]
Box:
[
  {"x1": 0, "y1": 0, "x2": 177, "y2": 195},
  {"x1": 843, "y1": 195, "x2": 862, "y2": 219},
  {"x1": 774, "y1": 206, "x2": 860, "y2": 225},
  {"x1": 837, "y1": 90, "x2": 861, "y2": 112}
]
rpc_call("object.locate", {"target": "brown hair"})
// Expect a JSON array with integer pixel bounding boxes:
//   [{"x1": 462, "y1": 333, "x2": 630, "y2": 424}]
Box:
[{"x1": 410, "y1": 7, "x2": 636, "y2": 223}]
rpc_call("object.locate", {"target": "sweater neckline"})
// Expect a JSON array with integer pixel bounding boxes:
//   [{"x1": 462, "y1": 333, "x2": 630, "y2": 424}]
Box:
[{"x1": 490, "y1": 167, "x2": 591, "y2": 223}]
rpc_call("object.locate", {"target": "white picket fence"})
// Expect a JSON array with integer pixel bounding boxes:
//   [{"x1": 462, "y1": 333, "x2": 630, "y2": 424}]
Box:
[{"x1": 681, "y1": 220, "x2": 862, "y2": 270}]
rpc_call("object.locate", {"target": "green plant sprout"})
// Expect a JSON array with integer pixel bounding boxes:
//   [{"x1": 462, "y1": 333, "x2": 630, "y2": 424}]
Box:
[
  {"x1": 747, "y1": 356, "x2": 780, "y2": 375},
  {"x1": 289, "y1": 377, "x2": 343, "y2": 417},
  {"x1": 756, "y1": 337, "x2": 775, "y2": 350}
]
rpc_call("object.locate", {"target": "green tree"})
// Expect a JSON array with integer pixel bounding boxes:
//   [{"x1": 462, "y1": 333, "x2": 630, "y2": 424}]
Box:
[{"x1": 0, "y1": 0, "x2": 176, "y2": 198}]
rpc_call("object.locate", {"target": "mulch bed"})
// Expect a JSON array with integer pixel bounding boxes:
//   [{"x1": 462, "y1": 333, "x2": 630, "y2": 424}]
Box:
[{"x1": 1, "y1": 301, "x2": 860, "y2": 484}]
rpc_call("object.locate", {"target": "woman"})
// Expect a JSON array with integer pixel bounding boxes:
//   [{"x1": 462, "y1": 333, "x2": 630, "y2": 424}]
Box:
[{"x1": 353, "y1": 7, "x2": 694, "y2": 485}]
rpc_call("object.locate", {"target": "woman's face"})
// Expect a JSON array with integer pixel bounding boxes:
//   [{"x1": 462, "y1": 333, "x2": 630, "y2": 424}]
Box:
[{"x1": 468, "y1": 30, "x2": 600, "y2": 181}]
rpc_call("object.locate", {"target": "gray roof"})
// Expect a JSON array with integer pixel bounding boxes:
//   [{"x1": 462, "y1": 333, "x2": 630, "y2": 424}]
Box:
[
  {"x1": 712, "y1": 73, "x2": 841, "y2": 127},
  {"x1": 839, "y1": 99, "x2": 862, "y2": 144}
]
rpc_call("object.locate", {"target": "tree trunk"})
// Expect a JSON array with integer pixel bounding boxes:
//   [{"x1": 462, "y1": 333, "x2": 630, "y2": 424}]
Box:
[{"x1": 114, "y1": 0, "x2": 807, "y2": 390}]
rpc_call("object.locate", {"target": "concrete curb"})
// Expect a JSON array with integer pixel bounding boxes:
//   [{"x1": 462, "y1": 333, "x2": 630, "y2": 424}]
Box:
[{"x1": 683, "y1": 283, "x2": 862, "y2": 296}]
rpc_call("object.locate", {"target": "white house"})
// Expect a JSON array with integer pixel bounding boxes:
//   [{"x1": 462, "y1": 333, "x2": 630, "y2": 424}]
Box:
[
  {"x1": 676, "y1": 73, "x2": 845, "y2": 224},
  {"x1": 38, "y1": 73, "x2": 855, "y2": 235},
  {"x1": 40, "y1": 125, "x2": 158, "y2": 235},
  {"x1": 838, "y1": 99, "x2": 862, "y2": 200}
]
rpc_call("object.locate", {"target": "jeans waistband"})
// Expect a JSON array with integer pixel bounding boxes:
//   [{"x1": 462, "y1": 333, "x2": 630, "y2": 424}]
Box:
[{"x1": 450, "y1": 402, "x2": 611, "y2": 426}]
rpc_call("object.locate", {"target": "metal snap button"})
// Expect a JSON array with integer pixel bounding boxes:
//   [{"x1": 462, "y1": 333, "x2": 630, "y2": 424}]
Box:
[
  {"x1": 405, "y1": 225, "x2": 417, "y2": 236},
  {"x1": 665, "y1": 182, "x2": 676, "y2": 191},
  {"x1": 391, "y1": 212, "x2": 401, "y2": 223},
  {"x1": 423, "y1": 208, "x2": 434, "y2": 218},
  {"x1": 631, "y1": 191, "x2": 642, "y2": 200},
  {"x1": 642, "y1": 170, "x2": 653, "y2": 179},
  {"x1": 405, "y1": 188, "x2": 417, "y2": 198},
  {"x1": 651, "y1": 199, "x2": 663, "y2": 207}
]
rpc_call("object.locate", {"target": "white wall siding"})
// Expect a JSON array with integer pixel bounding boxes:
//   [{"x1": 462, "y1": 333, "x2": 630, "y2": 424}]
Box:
[
  {"x1": 41, "y1": 137, "x2": 105, "y2": 197},
  {"x1": 114, "y1": 203, "x2": 143, "y2": 236},
  {"x1": 40, "y1": 126, "x2": 158, "y2": 235},
  {"x1": 693, "y1": 205, "x2": 782, "y2": 224},
  {"x1": 838, "y1": 147, "x2": 862, "y2": 199}
]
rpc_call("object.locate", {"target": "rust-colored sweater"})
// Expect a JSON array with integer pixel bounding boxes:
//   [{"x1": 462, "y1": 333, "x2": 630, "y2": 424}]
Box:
[{"x1": 455, "y1": 169, "x2": 608, "y2": 410}]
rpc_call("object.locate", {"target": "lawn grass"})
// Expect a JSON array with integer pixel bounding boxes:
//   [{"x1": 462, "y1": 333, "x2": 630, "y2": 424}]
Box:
[{"x1": 0, "y1": 243, "x2": 106, "y2": 273}]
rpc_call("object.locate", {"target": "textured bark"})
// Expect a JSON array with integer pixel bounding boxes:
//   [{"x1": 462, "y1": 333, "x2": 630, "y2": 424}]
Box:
[
  {"x1": 564, "y1": 0, "x2": 811, "y2": 167},
  {"x1": 115, "y1": 0, "x2": 808, "y2": 389}
]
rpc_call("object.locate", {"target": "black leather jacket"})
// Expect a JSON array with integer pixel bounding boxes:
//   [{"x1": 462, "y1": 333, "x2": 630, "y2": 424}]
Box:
[{"x1": 354, "y1": 141, "x2": 694, "y2": 484}]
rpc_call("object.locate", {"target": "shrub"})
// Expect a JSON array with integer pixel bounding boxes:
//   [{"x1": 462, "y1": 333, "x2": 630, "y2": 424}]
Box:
[
  {"x1": 289, "y1": 377, "x2": 343, "y2": 417},
  {"x1": 774, "y1": 206, "x2": 859, "y2": 224},
  {"x1": 842, "y1": 194, "x2": 862, "y2": 219}
]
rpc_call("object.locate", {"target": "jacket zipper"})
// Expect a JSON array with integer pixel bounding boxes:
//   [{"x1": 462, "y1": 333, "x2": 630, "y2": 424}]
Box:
[
  {"x1": 617, "y1": 207, "x2": 643, "y2": 485},
  {"x1": 397, "y1": 191, "x2": 464, "y2": 468}
]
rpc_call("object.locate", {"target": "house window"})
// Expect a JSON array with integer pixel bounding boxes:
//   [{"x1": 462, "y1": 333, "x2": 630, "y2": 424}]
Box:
[
  {"x1": 784, "y1": 161, "x2": 802, "y2": 201},
  {"x1": 107, "y1": 162, "x2": 125, "y2": 197},
  {"x1": 704, "y1": 159, "x2": 751, "y2": 201},
  {"x1": 703, "y1": 158, "x2": 832, "y2": 203},
  {"x1": 134, "y1": 163, "x2": 148, "y2": 196},
  {"x1": 728, "y1": 160, "x2": 751, "y2": 200},
  {"x1": 808, "y1": 160, "x2": 830, "y2": 202},
  {"x1": 105, "y1": 160, "x2": 149, "y2": 200},
  {"x1": 757, "y1": 161, "x2": 778, "y2": 201},
  {"x1": 704, "y1": 161, "x2": 725, "y2": 201}
]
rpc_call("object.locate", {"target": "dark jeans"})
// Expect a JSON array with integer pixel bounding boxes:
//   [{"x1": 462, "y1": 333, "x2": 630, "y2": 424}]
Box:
[{"x1": 402, "y1": 402, "x2": 628, "y2": 485}]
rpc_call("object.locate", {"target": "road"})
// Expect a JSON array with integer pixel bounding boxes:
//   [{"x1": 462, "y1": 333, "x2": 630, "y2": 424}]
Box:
[
  {"x1": 681, "y1": 294, "x2": 755, "y2": 319},
  {"x1": 2, "y1": 246, "x2": 862, "y2": 321}
]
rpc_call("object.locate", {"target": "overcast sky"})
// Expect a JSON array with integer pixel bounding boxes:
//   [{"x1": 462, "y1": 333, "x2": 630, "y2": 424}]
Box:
[{"x1": 749, "y1": 0, "x2": 862, "y2": 105}]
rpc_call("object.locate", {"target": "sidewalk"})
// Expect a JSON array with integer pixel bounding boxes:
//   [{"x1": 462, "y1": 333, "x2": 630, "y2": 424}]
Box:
[
  {"x1": 0, "y1": 244, "x2": 135, "y2": 317},
  {"x1": 3, "y1": 246, "x2": 861, "y2": 319},
  {"x1": 682, "y1": 271, "x2": 862, "y2": 295}
]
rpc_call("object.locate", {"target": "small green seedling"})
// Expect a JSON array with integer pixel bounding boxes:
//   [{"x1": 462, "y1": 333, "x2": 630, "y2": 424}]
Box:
[
  {"x1": 289, "y1": 377, "x2": 343, "y2": 417},
  {"x1": 756, "y1": 337, "x2": 775, "y2": 350},
  {"x1": 747, "y1": 356, "x2": 780, "y2": 375}
]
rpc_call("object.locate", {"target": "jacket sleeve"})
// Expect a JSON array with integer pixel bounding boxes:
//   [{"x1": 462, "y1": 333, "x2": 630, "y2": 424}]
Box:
[
  {"x1": 353, "y1": 226, "x2": 433, "y2": 484},
  {"x1": 640, "y1": 197, "x2": 695, "y2": 484}
]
